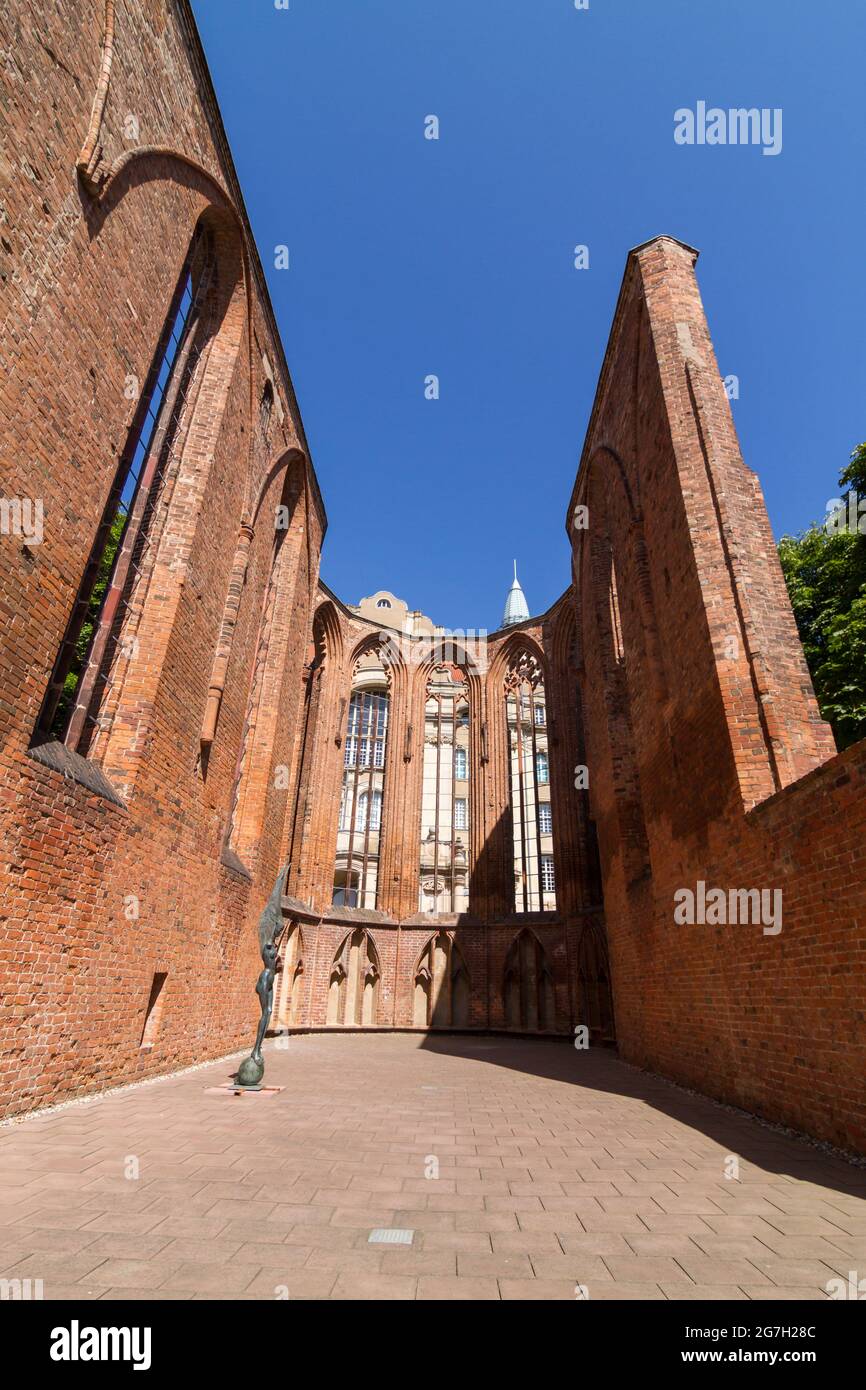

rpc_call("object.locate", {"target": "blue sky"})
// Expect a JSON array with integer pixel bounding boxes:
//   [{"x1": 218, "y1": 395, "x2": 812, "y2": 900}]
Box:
[{"x1": 191, "y1": 0, "x2": 865, "y2": 632}]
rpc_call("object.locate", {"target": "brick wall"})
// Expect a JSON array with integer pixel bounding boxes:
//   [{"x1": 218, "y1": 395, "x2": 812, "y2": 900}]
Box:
[
  {"x1": 568, "y1": 236, "x2": 866, "y2": 1153},
  {"x1": 0, "y1": 0, "x2": 325, "y2": 1118}
]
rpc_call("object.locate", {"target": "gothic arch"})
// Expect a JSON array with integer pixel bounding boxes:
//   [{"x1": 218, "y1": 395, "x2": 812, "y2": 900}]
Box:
[
  {"x1": 572, "y1": 442, "x2": 669, "y2": 710},
  {"x1": 414, "y1": 641, "x2": 484, "y2": 741},
  {"x1": 488, "y1": 631, "x2": 547, "y2": 691},
  {"x1": 582, "y1": 443, "x2": 641, "y2": 524},
  {"x1": 247, "y1": 449, "x2": 307, "y2": 531},
  {"x1": 225, "y1": 457, "x2": 308, "y2": 863},
  {"x1": 312, "y1": 600, "x2": 344, "y2": 670},
  {"x1": 273, "y1": 924, "x2": 305, "y2": 1029},
  {"x1": 347, "y1": 628, "x2": 406, "y2": 684},
  {"x1": 551, "y1": 598, "x2": 580, "y2": 680},
  {"x1": 326, "y1": 929, "x2": 381, "y2": 1027},
  {"x1": 284, "y1": 599, "x2": 347, "y2": 902},
  {"x1": 40, "y1": 203, "x2": 248, "y2": 780},
  {"x1": 89, "y1": 145, "x2": 243, "y2": 236},
  {"x1": 503, "y1": 929, "x2": 557, "y2": 1032},
  {"x1": 412, "y1": 931, "x2": 471, "y2": 1029},
  {"x1": 576, "y1": 925, "x2": 615, "y2": 1041},
  {"x1": 575, "y1": 460, "x2": 653, "y2": 891},
  {"x1": 82, "y1": 148, "x2": 269, "y2": 550}
]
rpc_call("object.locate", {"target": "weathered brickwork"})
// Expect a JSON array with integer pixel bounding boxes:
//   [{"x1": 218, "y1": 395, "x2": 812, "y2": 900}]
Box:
[
  {"x1": 0, "y1": 0, "x2": 325, "y2": 1117},
  {"x1": 0, "y1": 7, "x2": 862, "y2": 1154},
  {"x1": 568, "y1": 237, "x2": 866, "y2": 1154}
]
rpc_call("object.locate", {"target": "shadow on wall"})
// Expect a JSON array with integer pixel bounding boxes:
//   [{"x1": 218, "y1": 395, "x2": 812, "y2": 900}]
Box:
[{"x1": 453, "y1": 801, "x2": 615, "y2": 1039}]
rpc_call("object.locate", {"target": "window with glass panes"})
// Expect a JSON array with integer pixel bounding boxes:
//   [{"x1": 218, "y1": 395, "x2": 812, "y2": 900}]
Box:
[
  {"x1": 334, "y1": 674, "x2": 389, "y2": 909},
  {"x1": 505, "y1": 651, "x2": 556, "y2": 912},
  {"x1": 541, "y1": 856, "x2": 556, "y2": 893},
  {"x1": 419, "y1": 666, "x2": 470, "y2": 914}
]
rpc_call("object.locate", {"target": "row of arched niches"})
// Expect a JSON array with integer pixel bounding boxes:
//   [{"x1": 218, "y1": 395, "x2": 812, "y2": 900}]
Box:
[{"x1": 272, "y1": 924, "x2": 615, "y2": 1037}]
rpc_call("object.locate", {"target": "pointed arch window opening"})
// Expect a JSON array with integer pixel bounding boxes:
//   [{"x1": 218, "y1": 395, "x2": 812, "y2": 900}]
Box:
[
  {"x1": 505, "y1": 653, "x2": 556, "y2": 913},
  {"x1": 419, "y1": 665, "x2": 470, "y2": 916},
  {"x1": 35, "y1": 223, "x2": 218, "y2": 753},
  {"x1": 334, "y1": 673, "x2": 390, "y2": 910},
  {"x1": 259, "y1": 381, "x2": 274, "y2": 440}
]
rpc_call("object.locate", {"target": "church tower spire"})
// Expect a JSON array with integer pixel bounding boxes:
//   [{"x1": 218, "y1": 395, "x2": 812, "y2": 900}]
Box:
[{"x1": 502, "y1": 560, "x2": 530, "y2": 627}]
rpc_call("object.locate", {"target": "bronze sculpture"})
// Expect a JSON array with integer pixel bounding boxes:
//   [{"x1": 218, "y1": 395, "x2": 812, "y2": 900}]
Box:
[{"x1": 235, "y1": 867, "x2": 288, "y2": 1088}]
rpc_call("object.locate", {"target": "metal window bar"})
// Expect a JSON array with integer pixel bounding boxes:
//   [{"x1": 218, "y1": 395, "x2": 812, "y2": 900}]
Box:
[
  {"x1": 421, "y1": 671, "x2": 469, "y2": 915},
  {"x1": 341, "y1": 694, "x2": 364, "y2": 905},
  {"x1": 339, "y1": 689, "x2": 388, "y2": 909},
  {"x1": 358, "y1": 692, "x2": 387, "y2": 909},
  {"x1": 447, "y1": 694, "x2": 465, "y2": 913},
  {"x1": 506, "y1": 663, "x2": 550, "y2": 913},
  {"x1": 527, "y1": 681, "x2": 546, "y2": 908},
  {"x1": 451, "y1": 694, "x2": 468, "y2": 912}
]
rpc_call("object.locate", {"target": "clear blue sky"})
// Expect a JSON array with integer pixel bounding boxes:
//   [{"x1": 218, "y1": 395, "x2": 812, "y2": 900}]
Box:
[{"x1": 191, "y1": 0, "x2": 865, "y2": 632}]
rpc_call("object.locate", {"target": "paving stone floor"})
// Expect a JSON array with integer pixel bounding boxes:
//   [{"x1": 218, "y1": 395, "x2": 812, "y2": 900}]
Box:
[{"x1": 1, "y1": 1033, "x2": 864, "y2": 1301}]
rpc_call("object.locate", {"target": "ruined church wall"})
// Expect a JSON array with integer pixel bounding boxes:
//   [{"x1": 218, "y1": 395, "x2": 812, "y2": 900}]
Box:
[
  {"x1": 0, "y1": 0, "x2": 324, "y2": 1117},
  {"x1": 570, "y1": 236, "x2": 866, "y2": 1153}
]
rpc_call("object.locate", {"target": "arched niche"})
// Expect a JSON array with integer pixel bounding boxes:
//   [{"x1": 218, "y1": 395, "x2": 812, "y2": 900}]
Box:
[
  {"x1": 326, "y1": 929, "x2": 381, "y2": 1027},
  {"x1": 274, "y1": 924, "x2": 305, "y2": 1029},
  {"x1": 412, "y1": 931, "x2": 471, "y2": 1028},
  {"x1": 503, "y1": 929, "x2": 556, "y2": 1032}
]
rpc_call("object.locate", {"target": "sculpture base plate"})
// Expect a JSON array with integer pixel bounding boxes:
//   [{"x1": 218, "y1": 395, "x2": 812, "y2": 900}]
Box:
[{"x1": 205, "y1": 1084, "x2": 285, "y2": 1099}]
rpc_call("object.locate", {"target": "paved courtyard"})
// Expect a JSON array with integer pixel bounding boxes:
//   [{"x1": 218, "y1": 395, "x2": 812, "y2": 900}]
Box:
[{"x1": 1, "y1": 1033, "x2": 864, "y2": 1301}]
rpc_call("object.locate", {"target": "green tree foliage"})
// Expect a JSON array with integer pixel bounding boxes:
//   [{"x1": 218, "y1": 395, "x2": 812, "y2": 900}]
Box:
[
  {"x1": 52, "y1": 508, "x2": 127, "y2": 733},
  {"x1": 778, "y1": 443, "x2": 866, "y2": 750}
]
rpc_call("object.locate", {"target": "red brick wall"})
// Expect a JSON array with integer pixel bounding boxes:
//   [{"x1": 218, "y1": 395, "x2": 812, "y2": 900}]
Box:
[
  {"x1": 568, "y1": 236, "x2": 866, "y2": 1153},
  {"x1": 0, "y1": 0, "x2": 325, "y2": 1117}
]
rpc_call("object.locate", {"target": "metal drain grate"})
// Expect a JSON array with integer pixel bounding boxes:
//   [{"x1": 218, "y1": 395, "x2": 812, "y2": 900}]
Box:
[{"x1": 368, "y1": 1228, "x2": 414, "y2": 1246}]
